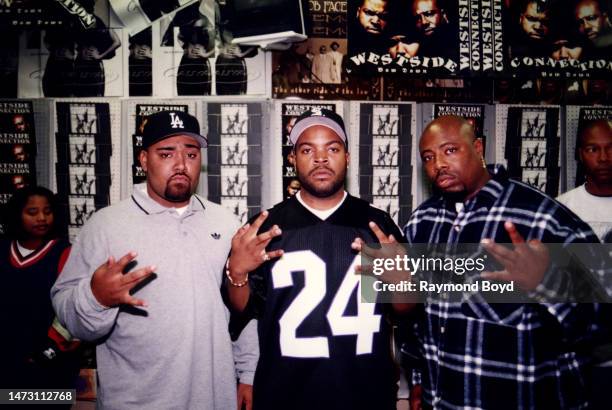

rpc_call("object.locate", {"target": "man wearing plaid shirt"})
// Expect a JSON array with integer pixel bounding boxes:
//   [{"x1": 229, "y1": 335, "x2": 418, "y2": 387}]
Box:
[{"x1": 403, "y1": 115, "x2": 609, "y2": 409}]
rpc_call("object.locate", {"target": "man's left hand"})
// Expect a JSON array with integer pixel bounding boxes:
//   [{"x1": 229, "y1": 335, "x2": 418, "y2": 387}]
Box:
[
  {"x1": 351, "y1": 221, "x2": 408, "y2": 285},
  {"x1": 480, "y1": 221, "x2": 550, "y2": 291}
]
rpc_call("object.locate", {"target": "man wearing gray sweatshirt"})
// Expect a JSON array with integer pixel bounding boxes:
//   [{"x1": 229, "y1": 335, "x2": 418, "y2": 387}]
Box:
[{"x1": 52, "y1": 111, "x2": 257, "y2": 410}]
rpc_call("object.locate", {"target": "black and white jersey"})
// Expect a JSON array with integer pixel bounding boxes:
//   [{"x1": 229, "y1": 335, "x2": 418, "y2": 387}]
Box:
[{"x1": 241, "y1": 195, "x2": 404, "y2": 410}]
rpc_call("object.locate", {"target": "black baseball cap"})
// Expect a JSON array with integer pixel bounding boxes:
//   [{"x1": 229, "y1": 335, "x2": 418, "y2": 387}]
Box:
[
  {"x1": 288, "y1": 108, "x2": 348, "y2": 146},
  {"x1": 140, "y1": 111, "x2": 208, "y2": 149}
]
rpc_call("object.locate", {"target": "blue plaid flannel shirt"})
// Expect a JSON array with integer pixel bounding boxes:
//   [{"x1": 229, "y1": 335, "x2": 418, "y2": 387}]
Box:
[{"x1": 403, "y1": 165, "x2": 610, "y2": 410}]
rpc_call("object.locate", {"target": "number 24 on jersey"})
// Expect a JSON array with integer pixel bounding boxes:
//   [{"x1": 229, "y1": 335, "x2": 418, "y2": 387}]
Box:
[{"x1": 272, "y1": 250, "x2": 381, "y2": 359}]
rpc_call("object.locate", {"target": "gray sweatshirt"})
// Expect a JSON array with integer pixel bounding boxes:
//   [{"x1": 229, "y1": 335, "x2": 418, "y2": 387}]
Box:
[{"x1": 52, "y1": 185, "x2": 258, "y2": 410}]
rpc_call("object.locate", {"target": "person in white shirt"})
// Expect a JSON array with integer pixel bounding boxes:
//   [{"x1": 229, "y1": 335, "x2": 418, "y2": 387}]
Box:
[
  {"x1": 557, "y1": 118, "x2": 612, "y2": 410},
  {"x1": 311, "y1": 45, "x2": 335, "y2": 84},
  {"x1": 329, "y1": 41, "x2": 343, "y2": 84},
  {"x1": 557, "y1": 119, "x2": 612, "y2": 242}
]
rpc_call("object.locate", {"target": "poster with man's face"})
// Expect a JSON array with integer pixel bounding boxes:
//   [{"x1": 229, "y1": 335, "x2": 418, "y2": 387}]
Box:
[
  {"x1": 504, "y1": 0, "x2": 612, "y2": 77},
  {"x1": 0, "y1": 101, "x2": 36, "y2": 212},
  {"x1": 346, "y1": 0, "x2": 485, "y2": 76},
  {"x1": 272, "y1": 0, "x2": 381, "y2": 99}
]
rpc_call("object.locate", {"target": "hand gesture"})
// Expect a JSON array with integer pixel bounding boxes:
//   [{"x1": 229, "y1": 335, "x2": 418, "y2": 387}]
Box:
[
  {"x1": 90, "y1": 252, "x2": 156, "y2": 308},
  {"x1": 351, "y1": 221, "x2": 408, "y2": 285},
  {"x1": 228, "y1": 211, "x2": 284, "y2": 277},
  {"x1": 480, "y1": 221, "x2": 550, "y2": 291}
]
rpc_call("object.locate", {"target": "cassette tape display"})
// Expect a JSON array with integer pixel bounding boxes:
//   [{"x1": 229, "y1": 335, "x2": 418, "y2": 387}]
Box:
[
  {"x1": 358, "y1": 103, "x2": 413, "y2": 226},
  {"x1": 207, "y1": 103, "x2": 263, "y2": 222},
  {"x1": 55, "y1": 102, "x2": 113, "y2": 239}
]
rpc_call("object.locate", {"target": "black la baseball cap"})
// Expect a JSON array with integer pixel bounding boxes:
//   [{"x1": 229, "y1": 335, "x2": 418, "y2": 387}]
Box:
[
  {"x1": 289, "y1": 108, "x2": 348, "y2": 147},
  {"x1": 140, "y1": 111, "x2": 208, "y2": 149}
]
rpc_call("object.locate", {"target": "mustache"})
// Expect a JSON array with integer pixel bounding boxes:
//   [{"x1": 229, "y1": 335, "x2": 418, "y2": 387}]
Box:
[
  {"x1": 308, "y1": 166, "x2": 335, "y2": 176},
  {"x1": 169, "y1": 172, "x2": 191, "y2": 181},
  {"x1": 435, "y1": 169, "x2": 453, "y2": 180}
]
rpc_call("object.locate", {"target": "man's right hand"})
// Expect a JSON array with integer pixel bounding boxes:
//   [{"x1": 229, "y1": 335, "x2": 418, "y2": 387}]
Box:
[
  {"x1": 90, "y1": 252, "x2": 156, "y2": 308},
  {"x1": 228, "y1": 211, "x2": 284, "y2": 279}
]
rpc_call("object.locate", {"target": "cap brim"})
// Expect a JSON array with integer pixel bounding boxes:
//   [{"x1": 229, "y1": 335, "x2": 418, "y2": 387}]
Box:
[
  {"x1": 289, "y1": 117, "x2": 347, "y2": 146},
  {"x1": 179, "y1": 132, "x2": 208, "y2": 148},
  {"x1": 150, "y1": 132, "x2": 208, "y2": 148}
]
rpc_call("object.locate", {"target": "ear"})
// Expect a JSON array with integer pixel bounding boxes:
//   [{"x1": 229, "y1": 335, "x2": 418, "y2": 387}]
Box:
[
  {"x1": 473, "y1": 138, "x2": 484, "y2": 157},
  {"x1": 346, "y1": 151, "x2": 351, "y2": 168},
  {"x1": 139, "y1": 150, "x2": 148, "y2": 172}
]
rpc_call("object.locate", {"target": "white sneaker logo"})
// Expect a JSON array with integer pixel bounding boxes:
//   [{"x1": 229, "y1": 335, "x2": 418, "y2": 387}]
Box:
[{"x1": 170, "y1": 113, "x2": 185, "y2": 129}]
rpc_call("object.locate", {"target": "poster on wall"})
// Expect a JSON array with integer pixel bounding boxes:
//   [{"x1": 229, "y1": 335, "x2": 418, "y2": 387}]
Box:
[
  {"x1": 0, "y1": 101, "x2": 36, "y2": 234},
  {"x1": 279, "y1": 102, "x2": 337, "y2": 199},
  {"x1": 0, "y1": 32, "x2": 19, "y2": 98},
  {"x1": 207, "y1": 103, "x2": 263, "y2": 223},
  {"x1": 172, "y1": 27, "x2": 266, "y2": 97},
  {"x1": 505, "y1": 106, "x2": 561, "y2": 196},
  {"x1": 19, "y1": 25, "x2": 125, "y2": 98},
  {"x1": 434, "y1": 103, "x2": 486, "y2": 148},
  {"x1": 109, "y1": 0, "x2": 198, "y2": 35},
  {"x1": 495, "y1": 77, "x2": 612, "y2": 106},
  {"x1": 167, "y1": 3, "x2": 215, "y2": 97},
  {"x1": 502, "y1": 0, "x2": 612, "y2": 78},
  {"x1": 272, "y1": 0, "x2": 381, "y2": 100},
  {"x1": 346, "y1": 0, "x2": 491, "y2": 76},
  {"x1": 128, "y1": 27, "x2": 153, "y2": 96},
  {"x1": 214, "y1": 1, "x2": 267, "y2": 96},
  {"x1": 383, "y1": 77, "x2": 493, "y2": 102},
  {"x1": 0, "y1": 0, "x2": 110, "y2": 28},
  {"x1": 358, "y1": 103, "x2": 413, "y2": 226},
  {"x1": 55, "y1": 102, "x2": 113, "y2": 240},
  {"x1": 152, "y1": 2, "x2": 267, "y2": 97}
]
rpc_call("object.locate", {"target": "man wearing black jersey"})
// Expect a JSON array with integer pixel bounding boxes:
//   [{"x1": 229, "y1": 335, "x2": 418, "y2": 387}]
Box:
[{"x1": 226, "y1": 109, "x2": 405, "y2": 410}]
